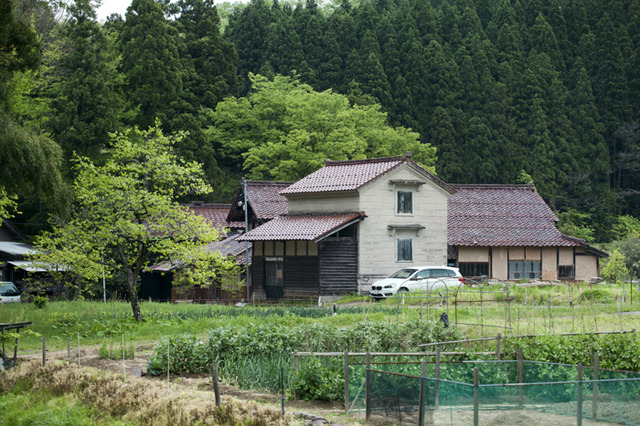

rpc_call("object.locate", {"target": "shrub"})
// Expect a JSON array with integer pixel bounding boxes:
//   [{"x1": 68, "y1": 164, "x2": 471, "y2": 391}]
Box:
[
  {"x1": 292, "y1": 356, "x2": 343, "y2": 401},
  {"x1": 33, "y1": 296, "x2": 47, "y2": 309}
]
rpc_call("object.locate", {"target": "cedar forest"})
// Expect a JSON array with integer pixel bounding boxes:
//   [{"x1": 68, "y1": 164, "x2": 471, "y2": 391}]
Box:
[{"x1": 2, "y1": 0, "x2": 640, "y2": 244}]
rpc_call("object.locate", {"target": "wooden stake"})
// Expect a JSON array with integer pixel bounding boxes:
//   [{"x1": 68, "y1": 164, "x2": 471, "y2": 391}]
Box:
[{"x1": 212, "y1": 362, "x2": 221, "y2": 406}]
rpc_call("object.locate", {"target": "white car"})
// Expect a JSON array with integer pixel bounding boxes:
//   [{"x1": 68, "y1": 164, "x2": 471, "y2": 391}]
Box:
[
  {"x1": 369, "y1": 266, "x2": 463, "y2": 299},
  {"x1": 0, "y1": 281, "x2": 21, "y2": 303}
]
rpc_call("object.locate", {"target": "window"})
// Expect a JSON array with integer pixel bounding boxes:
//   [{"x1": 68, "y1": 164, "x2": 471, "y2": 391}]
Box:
[
  {"x1": 508, "y1": 260, "x2": 540, "y2": 280},
  {"x1": 397, "y1": 191, "x2": 413, "y2": 214},
  {"x1": 558, "y1": 265, "x2": 574, "y2": 279},
  {"x1": 459, "y1": 263, "x2": 489, "y2": 278},
  {"x1": 397, "y1": 238, "x2": 413, "y2": 261}
]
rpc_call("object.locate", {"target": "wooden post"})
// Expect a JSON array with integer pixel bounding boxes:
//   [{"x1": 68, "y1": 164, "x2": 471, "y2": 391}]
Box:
[
  {"x1": 365, "y1": 352, "x2": 371, "y2": 421},
  {"x1": 344, "y1": 350, "x2": 349, "y2": 414},
  {"x1": 2, "y1": 329, "x2": 5, "y2": 362},
  {"x1": 42, "y1": 337, "x2": 46, "y2": 367},
  {"x1": 496, "y1": 333, "x2": 502, "y2": 360},
  {"x1": 518, "y1": 347, "x2": 524, "y2": 408},
  {"x1": 473, "y1": 367, "x2": 479, "y2": 426},
  {"x1": 211, "y1": 362, "x2": 221, "y2": 406},
  {"x1": 435, "y1": 348, "x2": 441, "y2": 410},
  {"x1": 13, "y1": 328, "x2": 19, "y2": 365},
  {"x1": 418, "y1": 359, "x2": 427, "y2": 426},
  {"x1": 577, "y1": 364, "x2": 583, "y2": 426},
  {"x1": 592, "y1": 352, "x2": 599, "y2": 421},
  {"x1": 293, "y1": 353, "x2": 298, "y2": 401}
]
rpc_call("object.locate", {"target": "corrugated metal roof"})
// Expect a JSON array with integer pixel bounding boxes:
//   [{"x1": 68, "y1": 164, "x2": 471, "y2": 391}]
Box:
[
  {"x1": 0, "y1": 242, "x2": 34, "y2": 256},
  {"x1": 237, "y1": 212, "x2": 365, "y2": 242},
  {"x1": 447, "y1": 185, "x2": 580, "y2": 247}
]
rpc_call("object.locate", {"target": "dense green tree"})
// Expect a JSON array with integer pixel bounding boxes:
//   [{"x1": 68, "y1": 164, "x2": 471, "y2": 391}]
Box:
[
  {"x1": 175, "y1": 0, "x2": 238, "y2": 110},
  {"x1": 120, "y1": 0, "x2": 184, "y2": 129},
  {"x1": 33, "y1": 124, "x2": 221, "y2": 321},
  {"x1": 48, "y1": 0, "x2": 123, "y2": 160},
  {"x1": 207, "y1": 74, "x2": 436, "y2": 181}
]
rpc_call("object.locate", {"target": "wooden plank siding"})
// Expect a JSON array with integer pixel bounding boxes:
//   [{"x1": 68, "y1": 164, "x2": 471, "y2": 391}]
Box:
[
  {"x1": 252, "y1": 256, "x2": 266, "y2": 298},
  {"x1": 284, "y1": 256, "x2": 319, "y2": 297},
  {"x1": 319, "y1": 238, "x2": 358, "y2": 295}
]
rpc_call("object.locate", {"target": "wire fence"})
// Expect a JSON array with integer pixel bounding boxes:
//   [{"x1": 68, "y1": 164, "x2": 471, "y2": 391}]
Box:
[{"x1": 350, "y1": 358, "x2": 640, "y2": 425}]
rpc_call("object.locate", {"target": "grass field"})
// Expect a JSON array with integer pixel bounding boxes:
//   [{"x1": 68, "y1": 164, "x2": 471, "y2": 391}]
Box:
[{"x1": 0, "y1": 281, "x2": 638, "y2": 352}]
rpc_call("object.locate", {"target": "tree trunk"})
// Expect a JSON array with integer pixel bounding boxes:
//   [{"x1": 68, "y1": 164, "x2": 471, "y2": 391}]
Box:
[{"x1": 127, "y1": 271, "x2": 142, "y2": 322}]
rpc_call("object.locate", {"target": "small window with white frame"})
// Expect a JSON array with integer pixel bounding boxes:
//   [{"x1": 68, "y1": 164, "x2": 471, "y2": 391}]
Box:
[
  {"x1": 397, "y1": 190, "x2": 413, "y2": 214},
  {"x1": 397, "y1": 238, "x2": 413, "y2": 262}
]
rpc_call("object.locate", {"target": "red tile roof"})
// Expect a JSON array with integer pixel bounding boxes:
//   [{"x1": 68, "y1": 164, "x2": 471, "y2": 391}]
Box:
[
  {"x1": 237, "y1": 212, "x2": 365, "y2": 242},
  {"x1": 187, "y1": 203, "x2": 242, "y2": 233},
  {"x1": 227, "y1": 181, "x2": 291, "y2": 222},
  {"x1": 281, "y1": 156, "x2": 454, "y2": 195},
  {"x1": 448, "y1": 185, "x2": 582, "y2": 247}
]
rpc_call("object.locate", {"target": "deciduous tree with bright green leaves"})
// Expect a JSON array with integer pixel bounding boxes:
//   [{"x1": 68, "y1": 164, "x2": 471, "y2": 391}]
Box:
[
  {"x1": 207, "y1": 73, "x2": 436, "y2": 181},
  {"x1": 33, "y1": 124, "x2": 221, "y2": 321}
]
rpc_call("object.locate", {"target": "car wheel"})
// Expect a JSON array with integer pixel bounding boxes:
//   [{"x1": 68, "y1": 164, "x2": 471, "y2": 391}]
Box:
[{"x1": 398, "y1": 287, "x2": 409, "y2": 293}]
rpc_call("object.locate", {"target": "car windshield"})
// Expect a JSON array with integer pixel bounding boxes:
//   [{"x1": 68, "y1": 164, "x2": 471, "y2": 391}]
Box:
[
  {"x1": 0, "y1": 282, "x2": 19, "y2": 296},
  {"x1": 388, "y1": 269, "x2": 418, "y2": 279}
]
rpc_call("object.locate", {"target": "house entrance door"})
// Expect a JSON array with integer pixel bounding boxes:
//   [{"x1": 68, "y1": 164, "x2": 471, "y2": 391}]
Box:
[{"x1": 265, "y1": 257, "x2": 284, "y2": 299}]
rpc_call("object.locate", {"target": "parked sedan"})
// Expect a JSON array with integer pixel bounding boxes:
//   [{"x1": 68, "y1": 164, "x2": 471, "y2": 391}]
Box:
[
  {"x1": 369, "y1": 266, "x2": 463, "y2": 299},
  {"x1": 0, "y1": 281, "x2": 21, "y2": 303}
]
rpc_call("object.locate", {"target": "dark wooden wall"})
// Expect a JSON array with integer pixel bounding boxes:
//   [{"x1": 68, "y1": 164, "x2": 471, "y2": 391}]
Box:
[
  {"x1": 284, "y1": 256, "x2": 319, "y2": 297},
  {"x1": 319, "y1": 237, "x2": 358, "y2": 295},
  {"x1": 252, "y1": 256, "x2": 266, "y2": 298}
]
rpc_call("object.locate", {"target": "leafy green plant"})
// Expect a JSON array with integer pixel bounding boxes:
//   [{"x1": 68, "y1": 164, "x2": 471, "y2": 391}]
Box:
[
  {"x1": 33, "y1": 296, "x2": 47, "y2": 309},
  {"x1": 292, "y1": 356, "x2": 343, "y2": 401}
]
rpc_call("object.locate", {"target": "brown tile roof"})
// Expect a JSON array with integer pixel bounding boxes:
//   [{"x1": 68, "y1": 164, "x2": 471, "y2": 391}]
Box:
[
  {"x1": 281, "y1": 156, "x2": 454, "y2": 195},
  {"x1": 448, "y1": 185, "x2": 582, "y2": 247},
  {"x1": 227, "y1": 181, "x2": 291, "y2": 222},
  {"x1": 237, "y1": 212, "x2": 365, "y2": 242},
  {"x1": 186, "y1": 203, "x2": 242, "y2": 233}
]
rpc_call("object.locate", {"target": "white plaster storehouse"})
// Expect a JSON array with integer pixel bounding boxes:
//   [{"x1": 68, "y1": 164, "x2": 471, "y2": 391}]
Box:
[{"x1": 238, "y1": 155, "x2": 455, "y2": 297}]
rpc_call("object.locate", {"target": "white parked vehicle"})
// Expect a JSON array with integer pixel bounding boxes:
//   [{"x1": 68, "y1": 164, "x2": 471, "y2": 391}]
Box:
[
  {"x1": 0, "y1": 281, "x2": 21, "y2": 303},
  {"x1": 369, "y1": 266, "x2": 463, "y2": 299}
]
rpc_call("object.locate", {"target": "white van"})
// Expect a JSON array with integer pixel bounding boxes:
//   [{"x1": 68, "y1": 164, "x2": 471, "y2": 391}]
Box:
[{"x1": 0, "y1": 282, "x2": 21, "y2": 303}]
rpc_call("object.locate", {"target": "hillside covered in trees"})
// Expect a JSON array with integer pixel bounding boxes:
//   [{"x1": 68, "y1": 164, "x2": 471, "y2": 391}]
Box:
[{"x1": 1, "y1": 0, "x2": 639, "y2": 242}]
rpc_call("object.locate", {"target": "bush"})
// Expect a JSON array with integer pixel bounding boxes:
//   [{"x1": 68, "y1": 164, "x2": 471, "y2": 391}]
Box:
[
  {"x1": 292, "y1": 356, "x2": 343, "y2": 401},
  {"x1": 33, "y1": 296, "x2": 47, "y2": 309}
]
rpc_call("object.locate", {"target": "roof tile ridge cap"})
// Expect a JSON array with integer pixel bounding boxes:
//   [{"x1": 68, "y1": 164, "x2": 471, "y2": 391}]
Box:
[
  {"x1": 323, "y1": 156, "x2": 407, "y2": 166},
  {"x1": 283, "y1": 211, "x2": 366, "y2": 217},
  {"x1": 559, "y1": 233, "x2": 587, "y2": 245},
  {"x1": 449, "y1": 183, "x2": 535, "y2": 190},
  {"x1": 248, "y1": 180, "x2": 294, "y2": 185}
]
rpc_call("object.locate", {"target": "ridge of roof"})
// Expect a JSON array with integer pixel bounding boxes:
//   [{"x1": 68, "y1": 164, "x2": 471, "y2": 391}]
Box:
[
  {"x1": 450, "y1": 184, "x2": 536, "y2": 191},
  {"x1": 323, "y1": 155, "x2": 411, "y2": 166},
  {"x1": 247, "y1": 181, "x2": 294, "y2": 186}
]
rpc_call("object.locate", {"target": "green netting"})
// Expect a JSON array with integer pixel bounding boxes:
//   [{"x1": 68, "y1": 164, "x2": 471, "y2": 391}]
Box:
[{"x1": 350, "y1": 360, "x2": 640, "y2": 425}]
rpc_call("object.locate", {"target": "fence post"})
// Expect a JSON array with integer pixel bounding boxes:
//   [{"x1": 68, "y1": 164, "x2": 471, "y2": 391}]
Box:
[
  {"x1": 473, "y1": 367, "x2": 479, "y2": 426},
  {"x1": 365, "y1": 352, "x2": 371, "y2": 421},
  {"x1": 344, "y1": 350, "x2": 349, "y2": 414},
  {"x1": 42, "y1": 337, "x2": 46, "y2": 367},
  {"x1": 293, "y1": 353, "x2": 298, "y2": 401},
  {"x1": 435, "y1": 348, "x2": 441, "y2": 410},
  {"x1": 496, "y1": 333, "x2": 502, "y2": 360},
  {"x1": 592, "y1": 352, "x2": 598, "y2": 421},
  {"x1": 518, "y1": 347, "x2": 523, "y2": 408},
  {"x1": 67, "y1": 336, "x2": 70, "y2": 359},
  {"x1": 418, "y1": 359, "x2": 426, "y2": 426},
  {"x1": 212, "y1": 362, "x2": 221, "y2": 406},
  {"x1": 577, "y1": 364, "x2": 583, "y2": 426}
]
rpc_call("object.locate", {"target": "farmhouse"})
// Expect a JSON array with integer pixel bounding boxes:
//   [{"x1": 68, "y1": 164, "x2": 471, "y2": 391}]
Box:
[
  {"x1": 447, "y1": 184, "x2": 608, "y2": 281},
  {"x1": 237, "y1": 154, "x2": 455, "y2": 297},
  {"x1": 237, "y1": 156, "x2": 607, "y2": 299}
]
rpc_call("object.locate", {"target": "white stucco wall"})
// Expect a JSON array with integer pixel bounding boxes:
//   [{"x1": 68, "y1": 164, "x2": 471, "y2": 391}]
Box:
[
  {"x1": 286, "y1": 192, "x2": 360, "y2": 214},
  {"x1": 356, "y1": 165, "x2": 450, "y2": 292}
]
